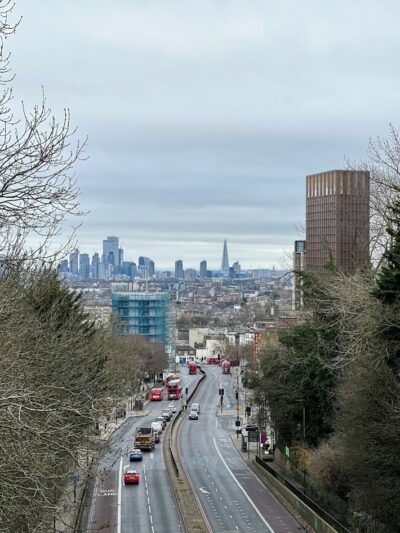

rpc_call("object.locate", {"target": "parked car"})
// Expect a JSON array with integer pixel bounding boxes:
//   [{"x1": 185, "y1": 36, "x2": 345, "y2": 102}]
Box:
[
  {"x1": 191, "y1": 403, "x2": 200, "y2": 414},
  {"x1": 129, "y1": 449, "x2": 143, "y2": 461},
  {"x1": 161, "y1": 408, "x2": 172, "y2": 421},
  {"x1": 189, "y1": 410, "x2": 198, "y2": 420},
  {"x1": 124, "y1": 470, "x2": 140, "y2": 484}
]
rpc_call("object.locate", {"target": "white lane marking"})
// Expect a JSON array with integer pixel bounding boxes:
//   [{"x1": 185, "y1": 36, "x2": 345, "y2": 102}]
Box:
[
  {"x1": 199, "y1": 487, "x2": 211, "y2": 494},
  {"x1": 213, "y1": 438, "x2": 275, "y2": 533},
  {"x1": 143, "y1": 463, "x2": 155, "y2": 533},
  {"x1": 117, "y1": 457, "x2": 123, "y2": 533}
]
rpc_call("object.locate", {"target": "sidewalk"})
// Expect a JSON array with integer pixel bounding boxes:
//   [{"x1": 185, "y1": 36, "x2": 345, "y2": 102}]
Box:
[
  {"x1": 230, "y1": 432, "x2": 304, "y2": 493},
  {"x1": 98, "y1": 404, "x2": 149, "y2": 440}
]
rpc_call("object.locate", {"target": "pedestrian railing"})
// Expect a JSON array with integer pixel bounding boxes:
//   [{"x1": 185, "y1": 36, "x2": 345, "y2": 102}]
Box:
[{"x1": 255, "y1": 456, "x2": 351, "y2": 533}]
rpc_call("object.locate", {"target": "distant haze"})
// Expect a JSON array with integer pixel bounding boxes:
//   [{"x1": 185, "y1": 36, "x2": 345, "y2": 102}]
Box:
[{"x1": 10, "y1": 1, "x2": 400, "y2": 269}]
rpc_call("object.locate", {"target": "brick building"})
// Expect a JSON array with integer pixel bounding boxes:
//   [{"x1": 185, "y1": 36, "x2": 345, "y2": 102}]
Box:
[{"x1": 306, "y1": 170, "x2": 370, "y2": 276}]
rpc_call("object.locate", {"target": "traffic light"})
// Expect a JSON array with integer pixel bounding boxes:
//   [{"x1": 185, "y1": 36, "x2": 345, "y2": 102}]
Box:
[
  {"x1": 219, "y1": 388, "x2": 224, "y2": 396},
  {"x1": 185, "y1": 387, "x2": 188, "y2": 395},
  {"x1": 235, "y1": 391, "x2": 239, "y2": 400}
]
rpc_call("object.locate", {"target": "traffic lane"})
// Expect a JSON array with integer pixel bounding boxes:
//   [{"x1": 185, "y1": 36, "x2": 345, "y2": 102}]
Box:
[
  {"x1": 121, "y1": 430, "x2": 184, "y2": 533},
  {"x1": 183, "y1": 365, "x2": 303, "y2": 533},
  {"x1": 182, "y1": 419, "x2": 268, "y2": 533},
  {"x1": 84, "y1": 415, "x2": 157, "y2": 527},
  {"x1": 181, "y1": 370, "x2": 271, "y2": 532},
  {"x1": 121, "y1": 451, "x2": 153, "y2": 533},
  {"x1": 213, "y1": 367, "x2": 305, "y2": 532},
  {"x1": 87, "y1": 467, "x2": 118, "y2": 533},
  {"x1": 214, "y1": 426, "x2": 304, "y2": 532},
  {"x1": 145, "y1": 448, "x2": 184, "y2": 532},
  {"x1": 88, "y1": 369, "x2": 199, "y2": 532}
]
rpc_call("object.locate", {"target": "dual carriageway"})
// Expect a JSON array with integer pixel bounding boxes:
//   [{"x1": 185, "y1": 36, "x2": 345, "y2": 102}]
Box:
[{"x1": 86, "y1": 365, "x2": 305, "y2": 533}]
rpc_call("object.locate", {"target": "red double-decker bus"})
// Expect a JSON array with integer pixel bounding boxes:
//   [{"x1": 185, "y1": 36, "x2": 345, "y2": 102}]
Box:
[
  {"x1": 167, "y1": 379, "x2": 181, "y2": 400},
  {"x1": 188, "y1": 360, "x2": 197, "y2": 375},
  {"x1": 149, "y1": 388, "x2": 163, "y2": 401}
]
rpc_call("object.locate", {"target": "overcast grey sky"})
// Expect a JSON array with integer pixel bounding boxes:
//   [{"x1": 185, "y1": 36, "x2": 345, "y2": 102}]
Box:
[{"x1": 10, "y1": 1, "x2": 400, "y2": 269}]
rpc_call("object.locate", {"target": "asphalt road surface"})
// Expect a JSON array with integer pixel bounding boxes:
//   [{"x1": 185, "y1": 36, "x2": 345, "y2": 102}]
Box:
[
  {"x1": 86, "y1": 367, "x2": 200, "y2": 533},
  {"x1": 179, "y1": 365, "x2": 305, "y2": 533}
]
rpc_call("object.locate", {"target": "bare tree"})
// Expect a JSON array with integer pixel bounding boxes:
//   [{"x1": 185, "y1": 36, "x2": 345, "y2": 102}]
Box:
[
  {"x1": 348, "y1": 124, "x2": 400, "y2": 268},
  {"x1": 0, "y1": 1, "x2": 85, "y2": 262}
]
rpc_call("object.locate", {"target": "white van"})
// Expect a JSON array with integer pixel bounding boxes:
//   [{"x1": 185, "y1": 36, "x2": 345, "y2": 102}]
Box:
[{"x1": 151, "y1": 421, "x2": 163, "y2": 433}]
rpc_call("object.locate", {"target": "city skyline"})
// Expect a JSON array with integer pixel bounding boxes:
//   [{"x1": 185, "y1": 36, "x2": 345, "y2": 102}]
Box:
[
  {"x1": 63, "y1": 237, "x2": 258, "y2": 278},
  {"x1": 10, "y1": 1, "x2": 400, "y2": 267}
]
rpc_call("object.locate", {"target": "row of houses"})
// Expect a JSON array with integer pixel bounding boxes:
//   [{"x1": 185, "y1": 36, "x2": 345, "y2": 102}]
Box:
[{"x1": 175, "y1": 318, "x2": 298, "y2": 365}]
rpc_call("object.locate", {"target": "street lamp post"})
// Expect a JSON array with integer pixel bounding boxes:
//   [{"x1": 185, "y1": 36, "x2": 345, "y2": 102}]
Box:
[{"x1": 236, "y1": 368, "x2": 240, "y2": 439}]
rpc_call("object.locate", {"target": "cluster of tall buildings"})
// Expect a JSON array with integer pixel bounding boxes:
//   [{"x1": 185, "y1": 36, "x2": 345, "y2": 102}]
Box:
[
  {"x1": 58, "y1": 236, "x2": 241, "y2": 282},
  {"x1": 292, "y1": 169, "x2": 370, "y2": 310},
  {"x1": 58, "y1": 236, "x2": 148, "y2": 282}
]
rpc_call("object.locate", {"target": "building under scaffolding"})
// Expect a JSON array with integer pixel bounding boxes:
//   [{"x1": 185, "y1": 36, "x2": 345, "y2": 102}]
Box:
[{"x1": 112, "y1": 291, "x2": 175, "y2": 369}]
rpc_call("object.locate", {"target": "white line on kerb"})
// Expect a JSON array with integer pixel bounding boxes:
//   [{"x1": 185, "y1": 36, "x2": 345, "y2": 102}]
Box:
[
  {"x1": 213, "y1": 437, "x2": 275, "y2": 533},
  {"x1": 117, "y1": 457, "x2": 123, "y2": 533}
]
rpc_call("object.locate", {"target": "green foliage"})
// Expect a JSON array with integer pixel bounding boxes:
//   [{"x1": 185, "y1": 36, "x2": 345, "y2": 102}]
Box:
[
  {"x1": 257, "y1": 323, "x2": 335, "y2": 447},
  {"x1": 0, "y1": 268, "x2": 110, "y2": 531},
  {"x1": 373, "y1": 199, "x2": 400, "y2": 305},
  {"x1": 335, "y1": 355, "x2": 400, "y2": 532}
]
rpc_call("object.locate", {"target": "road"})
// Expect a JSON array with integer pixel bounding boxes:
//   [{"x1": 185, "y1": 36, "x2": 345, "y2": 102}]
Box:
[
  {"x1": 86, "y1": 367, "x2": 200, "y2": 533},
  {"x1": 179, "y1": 365, "x2": 305, "y2": 533}
]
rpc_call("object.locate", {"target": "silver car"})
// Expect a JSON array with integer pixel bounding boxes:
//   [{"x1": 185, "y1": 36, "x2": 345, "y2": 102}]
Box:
[{"x1": 189, "y1": 410, "x2": 198, "y2": 420}]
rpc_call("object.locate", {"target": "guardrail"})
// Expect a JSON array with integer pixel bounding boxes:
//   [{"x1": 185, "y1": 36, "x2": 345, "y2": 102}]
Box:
[{"x1": 255, "y1": 456, "x2": 351, "y2": 533}]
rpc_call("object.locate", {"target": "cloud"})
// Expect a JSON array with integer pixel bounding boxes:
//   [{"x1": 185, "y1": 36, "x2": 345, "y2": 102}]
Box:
[{"x1": 10, "y1": 0, "x2": 400, "y2": 267}]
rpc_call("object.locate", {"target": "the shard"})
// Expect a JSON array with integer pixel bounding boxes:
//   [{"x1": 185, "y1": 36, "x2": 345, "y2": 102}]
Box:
[{"x1": 221, "y1": 239, "x2": 229, "y2": 276}]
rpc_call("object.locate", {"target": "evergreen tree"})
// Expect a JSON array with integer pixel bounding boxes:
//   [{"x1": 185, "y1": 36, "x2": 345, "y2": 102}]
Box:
[{"x1": 373, "y1": 199, "x2": 400, "y2": 304}]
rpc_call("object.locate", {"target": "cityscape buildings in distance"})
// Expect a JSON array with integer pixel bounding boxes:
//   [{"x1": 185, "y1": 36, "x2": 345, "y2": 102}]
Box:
[{"x1": 58, "y1": 238, "x2": 249, "y2": 282}]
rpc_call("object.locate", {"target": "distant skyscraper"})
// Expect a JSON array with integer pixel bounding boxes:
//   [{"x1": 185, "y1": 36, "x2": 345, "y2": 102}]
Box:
[
  {"x1": 91, "y1": 253, "x2": 100, "y2": 281},
  {"x1": 292, "y1": 240, "x2": 306, "y2": 310},
  {"x1": 118, "y1": 248, "x2": 124, "y2": 268},
  {"x1": 122, "y1": 261, "x2": 137, "y2": 278},
  {"x1": 149, "y1": 260, "x2": 155, "y2": 277},
  {"x1": 79, "y1": 253, "x2": 90, "y2": 281},
  {"x1": 138, "y1": 266, "x2": 149, "y2": 278},
  {"x1": 184, "y1": 268, "x2": 197, "y2": 280},
  {"x1": 139, "y1": 256, "x2": 151, "y2": 267},
  {"x1": 103, "y1": 236, "x2": 119, "y2": 271},
  {"x1": 175, "y1": 260, "x2": 184, "y2": 279},
  {"x1": 221, "y1": 240, "x2": 229, "y2": 276},
  {"x1": 69, "y1": 249, "x2": 79, "y2": 276},
  {"x1": 229, "y1": 261, "x2": 241, "y2": 278},
  {"x1": 57, "y1": 259, "x2": 69, "y2": 274},
  {"x1": 306, "y1": 170, "x2": 370, "y2": 276},
  {"x1": 200, "y1": 260, "x2": 207, "y2": 278}
]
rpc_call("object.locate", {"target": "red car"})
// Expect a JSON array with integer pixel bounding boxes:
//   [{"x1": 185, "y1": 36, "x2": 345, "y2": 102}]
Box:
[{"x1": 124, "y1": 470, "x2": 140, "y2": 485}]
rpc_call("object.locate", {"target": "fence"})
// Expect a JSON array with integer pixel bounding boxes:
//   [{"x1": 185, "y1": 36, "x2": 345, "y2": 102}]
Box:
[{"x1": 255, "y1": 456, "x2": 351, "y2": 533}]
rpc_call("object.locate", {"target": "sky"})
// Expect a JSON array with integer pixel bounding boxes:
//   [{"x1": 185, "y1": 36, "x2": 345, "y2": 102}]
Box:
[{"x1": 8, "y1": 1, "x2": 400, "y2": 269}]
